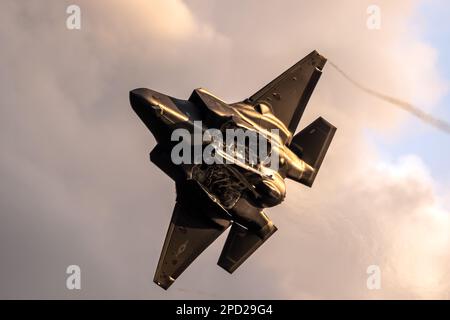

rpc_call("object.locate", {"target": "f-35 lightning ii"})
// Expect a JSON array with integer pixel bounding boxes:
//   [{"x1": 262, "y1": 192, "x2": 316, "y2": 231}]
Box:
[{"x1": 130, "y1": 50, "x2": 336, "y2": 289}]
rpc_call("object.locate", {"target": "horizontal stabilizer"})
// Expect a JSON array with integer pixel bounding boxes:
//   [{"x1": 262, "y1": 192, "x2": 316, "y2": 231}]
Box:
[
  {"x1": 217, "y1": 222, "x2": 277, "y2": 274},
  {"x1": 289, "y1": 117, "x2": 336, "y2": 187}
]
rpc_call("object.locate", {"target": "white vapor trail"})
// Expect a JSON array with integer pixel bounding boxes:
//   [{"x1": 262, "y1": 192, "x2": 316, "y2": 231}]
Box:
[{"x1": 328, "y1": 61, "x2": 450, "y2": 134}]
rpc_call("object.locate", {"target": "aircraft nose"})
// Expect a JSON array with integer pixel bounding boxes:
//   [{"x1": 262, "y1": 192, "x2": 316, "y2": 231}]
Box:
[
  {"x1": 130, "y1": 88, "x2": 154, "y2": 114},
  {"x1": 130, "y1": 88, "x2": 189, "y2": 126}
]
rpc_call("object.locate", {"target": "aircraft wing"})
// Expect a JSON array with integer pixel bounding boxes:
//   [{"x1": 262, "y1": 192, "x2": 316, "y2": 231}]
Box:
[
  {"x1": 247, "y1": 50, "x2": 327, "y2": 133},
  {"x1": 154, "y1": 196, "x2": 231, "y2": 290}
]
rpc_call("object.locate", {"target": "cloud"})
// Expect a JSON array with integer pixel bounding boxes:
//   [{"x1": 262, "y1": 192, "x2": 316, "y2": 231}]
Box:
[
  {"x1": 291, "y1": 155, "x2": 450, "y2": 299},
  {"x1": 0, "y1": 0, "x2": 448, "y2": 298}
]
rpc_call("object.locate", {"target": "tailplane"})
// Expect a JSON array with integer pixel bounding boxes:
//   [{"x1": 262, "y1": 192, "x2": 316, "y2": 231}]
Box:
[
  {"x1": 288, "y1": 117, "x2": 336, "y2": 187},
  {"x1": 218, "y1": 222, "x2": 277, "y2": 274}
]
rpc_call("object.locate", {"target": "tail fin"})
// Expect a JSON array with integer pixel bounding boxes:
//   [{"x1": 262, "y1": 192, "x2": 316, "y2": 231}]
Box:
[
  {"x1": 217, "y1": 222, "x2": 277, "y2": 274},
  {"x1": 288, "y1": 117, "x2": 336, "y2": 187}
]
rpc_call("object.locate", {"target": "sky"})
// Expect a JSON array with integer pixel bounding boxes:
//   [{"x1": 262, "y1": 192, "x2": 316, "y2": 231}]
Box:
[
  {"x1": 370, "y1": 0, "x2": 450, "y2": 187},
  {"x1": 0, "y1": 0, "x2": 449, "y2": 299}
]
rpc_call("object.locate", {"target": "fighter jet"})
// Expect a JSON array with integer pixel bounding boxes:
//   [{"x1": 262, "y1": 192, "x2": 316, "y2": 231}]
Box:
[{"x1": 130, "y1": 51, "x2": 336, "y2": 290}]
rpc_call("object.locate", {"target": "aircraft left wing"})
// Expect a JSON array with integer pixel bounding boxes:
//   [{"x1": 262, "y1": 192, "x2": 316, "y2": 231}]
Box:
[{"x1": 154, "y1": 198, "x2": 231, "y2": 289}]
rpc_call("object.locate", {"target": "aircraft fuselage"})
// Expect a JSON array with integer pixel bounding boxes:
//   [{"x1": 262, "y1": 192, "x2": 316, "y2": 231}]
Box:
[{"x1": 130, "y1": 87, "x2": 311, "y2": 210}]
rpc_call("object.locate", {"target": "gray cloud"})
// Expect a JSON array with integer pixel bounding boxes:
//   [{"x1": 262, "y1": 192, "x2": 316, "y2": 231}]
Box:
[{"x1": 0, "y1": 0, "x2": 448, "y2": 299}]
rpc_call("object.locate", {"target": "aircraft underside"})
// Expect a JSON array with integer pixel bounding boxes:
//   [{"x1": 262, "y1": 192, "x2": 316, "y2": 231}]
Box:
[{"x1": 130, "y1": 50, "x2": 336, "y2": 289}]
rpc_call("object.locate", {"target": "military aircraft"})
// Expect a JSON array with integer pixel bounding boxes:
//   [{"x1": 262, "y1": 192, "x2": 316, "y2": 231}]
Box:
[{"x1": 130, "y1": 50, "x2": 336, "y2": 290}]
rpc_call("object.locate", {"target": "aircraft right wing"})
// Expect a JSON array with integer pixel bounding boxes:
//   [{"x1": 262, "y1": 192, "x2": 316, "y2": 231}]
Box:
[
  {"x1": 154, "y1": 186, "x2": 231, "y2": 290},
  {"x1": 247, "y1": 50, "x2": 327, "y2": 133}
]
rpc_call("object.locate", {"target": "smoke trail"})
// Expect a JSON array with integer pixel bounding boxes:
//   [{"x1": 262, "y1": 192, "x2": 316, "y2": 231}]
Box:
[{"x1": 328, "y1": 61, "x2": 450, "y2": 134}]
